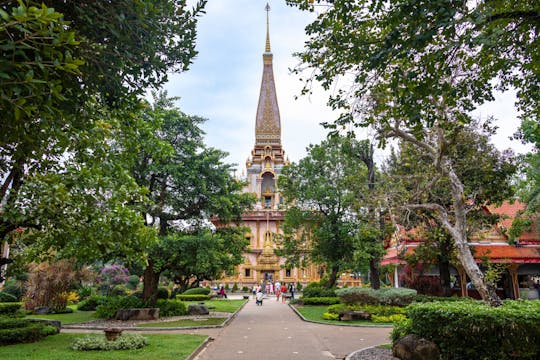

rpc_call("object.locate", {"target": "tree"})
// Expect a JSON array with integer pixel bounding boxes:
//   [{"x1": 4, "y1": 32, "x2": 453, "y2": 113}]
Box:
[
  {"x1": 130, "y1": 93, "x2": 254, "y2": 304},
  {"x1": 287, "y1": 0, "x2": 527, "y2": 305},
  {"x1": 279, "y1": 136, "x2": 383, "y2": 288},
  {"x1": 1, "y1": 0, "x2": 206, "y2": 279},
  {"x1": 152, "y1": 228, "x2": 248, "y2": 295}
]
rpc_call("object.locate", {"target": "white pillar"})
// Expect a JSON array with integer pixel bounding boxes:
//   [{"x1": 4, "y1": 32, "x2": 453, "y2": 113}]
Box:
[{"x1": 394, "y1": 266, "x2": 399, "y2": 288}]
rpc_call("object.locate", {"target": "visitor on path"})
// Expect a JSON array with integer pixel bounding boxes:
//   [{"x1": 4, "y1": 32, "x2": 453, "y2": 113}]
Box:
[
  {"x1": 275, "y1": 283, "x2": 281, "y2": 301},
  {"x1": 281, "y1": 283, "x2": 287, "y2": 303},
  {"x1": 289, "y1": 283, "x2": 295, "y2": 299},
  {"x1": 252, "y1": 284, "x2": 257, "y2": 299},
  {"x1": 219, "y1": 285, "x2": 227, "y2": 299},
  {"x1": 256, "y1": 289, "x2": 263, "y2": 306}
]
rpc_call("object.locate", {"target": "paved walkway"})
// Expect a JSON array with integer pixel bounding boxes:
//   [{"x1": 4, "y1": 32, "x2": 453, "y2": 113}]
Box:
[
  {"x1": 62, "y1": 295, "x2": 392, "y2": 359},
  {"x1": 193, "y1": 295, "x2": 391, "y2": 360}
]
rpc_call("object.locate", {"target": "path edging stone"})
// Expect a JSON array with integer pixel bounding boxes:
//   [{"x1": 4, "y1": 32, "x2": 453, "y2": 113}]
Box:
[{"x1": 288, "y1": 303, "x2": 393, "y2": 328}]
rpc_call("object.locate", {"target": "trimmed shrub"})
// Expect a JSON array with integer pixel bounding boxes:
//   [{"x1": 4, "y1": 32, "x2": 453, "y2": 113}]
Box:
[
  {"x1": 126, "y1": 275, "x2": 140, "y2": 290},
  {"x1": 413, "y1": 295, "x2": 467, "y2": 303},
  {"x1": 232, "y1": 283, "x2": 239, "y2": 292},
  {"x1": 110, "y1": 285, "x2": 128, "y2": 297},
  {"x1": 242, "y1": 286, "x2": 249, "y2": 292},
  {"x1": 302, "y1": 297, "x2": 341, "y2": 305},
  {"x1": 393, "y1": 300, "x2": 540, "y2": 359},
  {"x1": 0, "y1": 322, "x2": 58, "y2": 345},
  {"x1": 0, "y1": 292, "x2": 18, "y2": 303},
  {"x1": 182, "y1": 287, "x2": 211, "y2": 295},
  {"x1": 77, "y1": 296, "x2": 102, "y2": 311},
  {"x1": 0, "y1": 302, "x2": 22, "y2": 315},
  {"x1": 76, "y1": 286, "x2": 93, "y2": 300},
  {"x1": 94, "y1": 296, "x2": 144, "y2": 319},
  {"x1": 71, "y1": 334, "x2": 148, "y2": 351},
  {"x1": 327, "y1": 303, "x2": 349, "y2": 315},
  {"x1": 302, "y1": 285, "x2": 336, "y2": 298},
  {"x1": 176, "y1": 294, "x2": 211, "y2": 301},
  {"x1": 0, "y1": 317, "x2": 30, "y2": 329},
  {"x1": 157, "y1": 287, "x2": 169, "y2": 300},
  {"x1": 157, "y1": 299, "x2": 187, "y2": 317},
  {"x1": 336, "y1": 287, "x2": 417, "y2": 306},
  {"x1": 322, "y1": 312, "x2": 339, "y2": 320},
  {"x1": 371, "y1": 314, "x2": 407, "y2": 323},
  {"x1": 2, "y1": 283, "x2": 23, "y2": 301}
]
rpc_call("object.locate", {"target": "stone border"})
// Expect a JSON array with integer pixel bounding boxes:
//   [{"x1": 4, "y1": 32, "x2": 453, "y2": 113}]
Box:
[
  {"x1": 186, "y1": 336, "x2": 213, "y2": 360},
  {"x1": 288, "y1": 303, "x2": 393, "y2": 328},
  {"x1": 62, "y1": 299, "x2": 249, "y2": 331}
]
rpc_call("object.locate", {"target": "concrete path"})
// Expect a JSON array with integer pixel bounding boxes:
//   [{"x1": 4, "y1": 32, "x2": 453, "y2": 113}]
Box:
[{"x1": 193, "y1": 295, "x2": 391, "y2": 360}]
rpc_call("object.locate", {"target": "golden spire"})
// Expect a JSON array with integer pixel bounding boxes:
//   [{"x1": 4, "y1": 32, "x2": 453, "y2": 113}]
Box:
[{"x1": 265, "y1": 3, "x2": 271, "y2": 53}]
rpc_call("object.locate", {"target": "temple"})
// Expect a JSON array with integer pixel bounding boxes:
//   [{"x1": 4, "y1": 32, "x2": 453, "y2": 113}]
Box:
[{"x1": 215, "y1": 4, "x2": 322, "y2": 288}]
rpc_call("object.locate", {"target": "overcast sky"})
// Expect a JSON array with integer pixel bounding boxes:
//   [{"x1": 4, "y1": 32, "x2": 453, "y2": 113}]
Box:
[{"x1": 165, "y1": 1, "x2": 530, "y2": 173}]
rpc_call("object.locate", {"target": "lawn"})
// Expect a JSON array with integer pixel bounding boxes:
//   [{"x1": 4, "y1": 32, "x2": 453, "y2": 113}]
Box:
[
  {"x1": 0, "y1": 333, "x2": 207, "y2": 360},
  {"x1": 25, "y1": 310, "x2": 96, "y2": 325},
  {"x1": 186, "y1": 299, "x2": 246, "y2": 313},
  {"x1": 294, "y1": 305, "x2": 392, "y2": 326},
  {"x1": 137, "y1": 317, "x2": 227, "y2": 328}
]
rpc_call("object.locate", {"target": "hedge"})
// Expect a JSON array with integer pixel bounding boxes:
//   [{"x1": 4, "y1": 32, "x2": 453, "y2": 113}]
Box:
[
  {"x1": 157, "y1": 287, "x2": 170, "y2": 300},
  {"x1": 0, "y1": 292, "x2": 18, "y2": 303},
  {"x1": 393, "y1": 300, "x2": 540, "y2": 359},
  {"x1": 0, "y1": 322, "x2": 58, "y2": 345},
  {"x1": 94, "y1": 296, "x2": 144, "y2": 319},
  {"x1": 156, "y1": 299, "x2": 187, "y2": 317},
  {"x1": 301, "y1": 297, "x2": 341, "y2": 305},
  {"x1": 0, "y1": 302, "x2": 22, "y2": 315},
  {"x1": 182, "y1": 287, "x2": 211, "y2": 295},
  {"x1": 302, "y1": 285, "x2": 337, "y2": 298},
  {"x1": 176, "y1": 294, "x2": 211, "y2": 301},
  {"x1": 71, "y1": 334, "x2": 148, "y2": 351},
  {"x1": 335, "y1": 287, "x2": 417, "y2": 306},
  {"x1": 77, "y1": 296, "x2": 102, "y2": 311}
]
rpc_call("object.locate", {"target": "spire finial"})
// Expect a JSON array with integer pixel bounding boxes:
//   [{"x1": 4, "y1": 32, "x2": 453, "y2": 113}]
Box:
[{"x1": 265, "y1": 3, "x2": 271, "y2": 53}]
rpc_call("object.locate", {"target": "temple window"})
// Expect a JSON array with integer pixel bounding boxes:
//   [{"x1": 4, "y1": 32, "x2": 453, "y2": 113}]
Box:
[{"x1": 245, "y1": 268, "x2": 251, "y2": 277}]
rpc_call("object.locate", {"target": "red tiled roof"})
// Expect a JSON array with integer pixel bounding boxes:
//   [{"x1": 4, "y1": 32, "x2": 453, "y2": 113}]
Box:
[{"x1": 486, "y1": 201, "x2": 539, "y2": 242}]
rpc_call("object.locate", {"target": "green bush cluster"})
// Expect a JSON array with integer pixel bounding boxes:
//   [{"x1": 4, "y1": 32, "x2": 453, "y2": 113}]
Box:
[
  {"x1": 176, "y1": 294, "x2": 211, "y2": 301},
  {"x1": 1, "y1": 283, "x2": 24, "y2": 301},
  {"x1": 371, "y1": 314, "x2": 407, "y2": 323},
  {"x1": 393, "y1": 300, "x2": 540, "y2": 359},
  {"x1": 301, "y1": 297, "x2": 341, "y2": 305},
  {"x1": 126, "y1": 275, "x2": 140, "y2": 290},
  {"x1": 322, "y1": 312, "x2": 339, "y2": 320},
  {"x1": 0, "y1": 316, "x2": 58, "y2": 345},
  {"x1": 0, "y1": 292, "x2": 18, "y2": 302},
  {"x1": 95, "y1": 296, "x2": 144, "y2": 319},
  {"x1": 302, "y1": 284, "x2": 337, "y2": 298},
  {"x1": 109, "y1": 285, "x2": 128, "y2": 297},
  {"x1": 77, "y1": 296, "x2": 103, "y2": 311},
  {"x1": 336, "y1": 287, "x2": 417, "y2": 306},
  {"x1": 413, "y1": 295, "x2": 470, "y2": 303},
  {"x1": 0, "y1": 302, "x2": 22, "y2": 315},
  {"x1": 157, "y1": 287, "x2": 170, "y2": 300},
  {"x1": 71, "y1": 334, "x2": 148, "y2": 351},
  {"x1": 156, "y1": 299, "x2": 186, "y2": 317},
  {"x1": 182, "y1": 287, "x2": 211, "y2": 295}
]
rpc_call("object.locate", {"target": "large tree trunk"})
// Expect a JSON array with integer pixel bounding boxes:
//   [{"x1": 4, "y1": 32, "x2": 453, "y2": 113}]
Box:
[
  {"x1": 326, "y1": 265, "x2": 339, "y2": 288},
  {"x1": 369, "y1": 257, "x2": 381, "y2": 289},
  {"x1": 142, "y1": 259, "x2": 160, "y2": 306}
]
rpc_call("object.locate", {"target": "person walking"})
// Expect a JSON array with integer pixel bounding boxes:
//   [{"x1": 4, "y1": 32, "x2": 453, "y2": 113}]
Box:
[
  {"x1": 219, "y1": 285, "x2": 227, "y2": 299},
  {"x1": 289, "y1": 283, "x2": 295, "y2": 300}
]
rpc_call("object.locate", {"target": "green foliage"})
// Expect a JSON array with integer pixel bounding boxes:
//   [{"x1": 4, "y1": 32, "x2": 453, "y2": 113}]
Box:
[
  {"x1": 0, "y1": 292, "x2": 17, "y2": 302},
  {"x1": 2, "y1": 283, "x2": 24, "y2": 300},
  {"x1": 395, "y1": 300, "x2": 540, "y2": 359},
  {"x1": 182, "y1": 288, "x2": 211, "y2": 295},
  {"x1": 413, "y1": 295, "x2": 470, "y2": 303},
  {"x1": 302, "y1": 284, "x2": 336, "y2": 298},
  {"x1": 326, "y1": 303, "x2": 349, "y2": 315},
  {"x1": 77, "y1": 296, "x2": 102, "y2": 312},
  {"x1": 241, "y1": 286, "x2": 249, "y2": 292},
  {"x1": 75, "y1": 286, "x2": 94, "y2": 301},
  {"x1": 371, "y1": 314, "x2": 407, "y2": 324},
  {"x1": 0, "y1": 321, "x2": 58, "y2": 345},
  {"x1": 336, "y1": 287, "x2": 417, "y2": 306},
  {"x1": 301, "y1": 297, "x2": 341, "y2": 305},
  {"x1": 94, "y1": 296, "x2": 144, "y2": 319},
  {"x1": 232, "y1": 283, "x2": 238, "y2": 292},
  {"x1": 156, "y1": 287, "x2": 170, "y2": 300},
  {"x1": 156, "y1": 300, "x2": 187, "y2": 317},
  {"x1": 279, "y1": 136, "x2": 380, "y2": 287},
  {"x1": 0, "y1": 302, "x2": 22, "y2": 315},
  {"x1": 322, "y1": 312, "x2": 339, "y2": 320},
  {"x1": 126, "y1": 276, "x2": 140, "y2": 290},
  {"x1": 109, "y1": 286, "x2": 128, "y2": 297},
  {"x1": 71, "y1": 334, "x2": 148, "y2": 351},
  {"x1": 0, "y1": 317, "x2": 29, "y2": 329},
  {"x1": 176, "y1": 294, "x2": 211, "y2": 302}
]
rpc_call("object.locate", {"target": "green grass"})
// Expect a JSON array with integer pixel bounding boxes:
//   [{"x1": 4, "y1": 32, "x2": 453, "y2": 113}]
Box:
[
  {"x1": 25, "y1": 310, "x2": 96, "y2": 325},
  {"x1": 294, "y1": 305, "x2": 392, "y2": 326},
  {"x1": 186, "y1": 299, "x2": 246, "y2": 313},
  {"x1": 0, "y1": 333, "x2": 207, "y2": 360},
  {"x1": 137, "y1": 317, "x2": 227, "y2": 328}
]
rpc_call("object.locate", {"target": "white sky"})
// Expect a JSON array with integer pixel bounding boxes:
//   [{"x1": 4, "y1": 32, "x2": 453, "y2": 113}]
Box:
[{"x1": 165, "y1": 1, "x2": 530, "y2": 172}]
